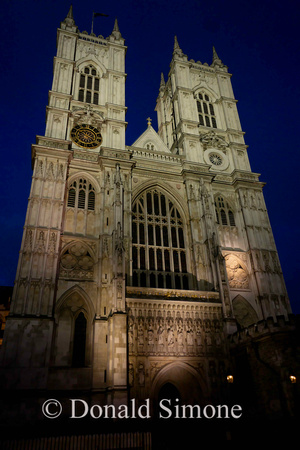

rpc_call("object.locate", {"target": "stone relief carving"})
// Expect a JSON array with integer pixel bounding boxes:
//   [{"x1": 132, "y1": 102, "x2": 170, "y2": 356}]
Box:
[
  {"x1": 200, "y1": 131, "x2": 228, "y2": 150},
  {"x1": 127, "y1": 302, "x2": 224, "y2": 356},
  {"x1": 225, "y1": 254, "x2": 249, "y2": 289}
]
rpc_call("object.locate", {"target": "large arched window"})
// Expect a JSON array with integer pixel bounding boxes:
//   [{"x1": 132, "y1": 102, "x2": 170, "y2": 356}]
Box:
[
  {"x1": 215, "y1": 195, "x2": 236, "y2": 226},
  {"x1": 132, "y1": 189, "x2": 189, "y2": 290},
  {"x1": 78, "y1": 65, "x2": 100, "y2": 105},
  {"x1": 197, "y1": 92, "x2": 217, "y2": 129}
]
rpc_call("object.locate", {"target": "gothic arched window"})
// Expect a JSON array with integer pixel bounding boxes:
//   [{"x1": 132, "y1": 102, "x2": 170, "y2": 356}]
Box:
[
  {"x1": 67, "y1": 178, "x2": 95, "y2": 211},
  {"x1": 197, "y1": 93, "x2": 217, "y2": 129},
  {"x1": 132, "y1": 189, "x2": 189, "y2": 290},
  {"x1": 78, "y1": 65, "x2": 100, "y2": 105},
  {"x1": 65, "y1": 177, "x2": 97, "y2": 236},
  {"x1": 215, "y1": 195, "x2": 236, "y2": 226}
]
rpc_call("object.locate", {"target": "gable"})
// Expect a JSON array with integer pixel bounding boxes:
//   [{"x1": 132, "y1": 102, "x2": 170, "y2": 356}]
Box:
[{"x1": 131, "y1": 125, "x2": 171, "y2": 153}]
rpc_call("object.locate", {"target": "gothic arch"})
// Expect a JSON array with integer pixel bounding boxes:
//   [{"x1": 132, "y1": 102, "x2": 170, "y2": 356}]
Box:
[
  {"x1": 214, "y1": 193, "x2": 236, "y2": 226},
  {"x1": 55, "y1": 284, "x2": 95, "y2": 319},
  {"x1": 67, "y1": 171, "x2": 100, "y2": 193},
  {"x1": 132, "y1": 180, "x2": 189, "y2": 220},
  {"x1": 150, "y1": 361, "x2": 208, "y2": 408},
  {"x1": 193, "y1": 84, "x2": 219, "y2": 101},
  {"x1": 60, "y1": 239, "x2": 96, "y2": 259},
  {"x1": 76, "y1": 56, "x2": 107, "y2": 76},
  {"x1": 53, "y1": 285, "x2": 95, "y2": 367},
  {"x1": 214, "y1": 192, "x2": 236, "y2": 210},
  {"x1": 59, "y1": 240, "x2": 96, "y2": 280},
  {"x1": 232, "y1": 294, "x2": 258, "y2": 328}
]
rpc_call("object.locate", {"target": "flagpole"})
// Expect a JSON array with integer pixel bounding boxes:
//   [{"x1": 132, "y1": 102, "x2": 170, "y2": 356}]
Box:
[
  {"x1": 91, "y1": 12, "x2": 109, "y2": 35},
  {"x1": 91, "y1": 11, "x2": 94, "y2": 34}
]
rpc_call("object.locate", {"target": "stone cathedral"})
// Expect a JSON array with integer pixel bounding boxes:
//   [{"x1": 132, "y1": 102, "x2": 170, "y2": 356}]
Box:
[{"x1": 0, "y1": 7, "x2": 298, "y2": 443}]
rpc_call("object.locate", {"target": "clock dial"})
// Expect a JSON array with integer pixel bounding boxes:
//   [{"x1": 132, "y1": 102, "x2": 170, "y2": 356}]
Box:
[{"x1": 70, "y1": 124, "x2": 102, "y2": 149}]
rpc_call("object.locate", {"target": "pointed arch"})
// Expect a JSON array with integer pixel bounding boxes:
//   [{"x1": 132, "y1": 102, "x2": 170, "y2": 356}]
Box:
[
  {"x1": 76, "y1": 56, "x2": 107, "y2": 76},
  {"x1": 132, "y1": 180, "x2": 189, "y2": 220},
  {"x1": 214, "y1": 193, "x2": 236, "y2": 226},
  {"x1": 55, "y1": 284, "x2": 95, "y2": 319},
  {"x1": 59, "y1": 240, "x2": 96, "y2": 280},
  {"x1": 150, "y1": 361, "x2": 208, "y2": 407},
  {"x1": 232, "y1": 294, "x2": 258, "y2": 328},
  {"x1": 67, "y1": 171, "x2": 100, "y2": 193},
  {"x1": 193, "y1": 84, "x2": 219, "y2": 101},
  {"x1": 53, "y1": 285, "x2": 95, "y2": 367}
]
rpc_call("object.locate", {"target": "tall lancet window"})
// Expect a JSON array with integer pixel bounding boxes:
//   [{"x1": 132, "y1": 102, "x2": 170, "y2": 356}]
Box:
[
  {"x1": 132, "y1": 189, "x2": 189, "y2": 290},
  {"x1": 197, "y1": 93, "x2": 217, "y2": 129},
  {"x1": 215, "y1": 195, "x2": 236, "y2": 226},
  {"x1": 78, "y1": 65, "x2": 100, "y2": 105}
]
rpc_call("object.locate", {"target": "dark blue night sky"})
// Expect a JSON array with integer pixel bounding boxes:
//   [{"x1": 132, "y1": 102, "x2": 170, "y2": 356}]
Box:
[{"x1": 1, "y1": 0, "x2": 299, "y2": 313}]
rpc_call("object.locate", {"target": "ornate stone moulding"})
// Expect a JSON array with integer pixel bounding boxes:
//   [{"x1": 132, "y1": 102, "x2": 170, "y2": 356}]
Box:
[
  {"x1": 131, "y1": 148, "x2": 182, "y2": 164},
  {"x1": 100, "y1": 147, "x2": 132, "y2": 160},
  {"x1": 73, "y1": 149, "x2": 99, "y2": 161},
  {"x1": 35, "y1": 136, "x2": 71, "y2": 150},
  {"x1": 232, "y1": 170, "x2": 261, "y2": 182},
  {"x1": 126, "y1": 286, "x2": 220, "y2": 303}
]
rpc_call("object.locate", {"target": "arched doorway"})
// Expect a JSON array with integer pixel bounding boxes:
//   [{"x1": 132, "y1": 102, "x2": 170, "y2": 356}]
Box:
[{"x1": 151, "y1": 361, "x2": 208, "y2": 416}]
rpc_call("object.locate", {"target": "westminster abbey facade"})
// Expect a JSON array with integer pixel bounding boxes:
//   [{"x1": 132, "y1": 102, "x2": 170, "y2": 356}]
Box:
[{"x1": 0, "y1": 8, "x2": 298, "y2": 444}]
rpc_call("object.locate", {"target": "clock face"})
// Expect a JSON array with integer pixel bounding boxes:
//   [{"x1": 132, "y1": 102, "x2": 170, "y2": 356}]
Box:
[
  {"x1": 70, "y1": 124, "x2": 102, "y2": 149},
  {"x1": 209, "y1": 153, "x2": 223, "y2": 166}
]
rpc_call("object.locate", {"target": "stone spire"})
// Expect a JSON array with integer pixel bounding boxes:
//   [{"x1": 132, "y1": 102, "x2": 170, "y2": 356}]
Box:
[
  {"x1": 211, "y1": 46, "x2": 223, "y2": 67},
  {"x1": 110, "y1": 18, "x2": 122, "y2": 40},
  {"x1": 61, "y1": 5, "x2": 77, "y2": 31},
  {"x1": 64, "y1": 5, "x2": 75, "y2": 27},
  {"x1": 172, "y1": 36, "x2": 187, "y2": 61},
  {"x1": 173, "y1": 36, "x2": 182, "y2": 54},
  {"x1": 160, "y1": 72, "x2": 165, "y2": 88}
]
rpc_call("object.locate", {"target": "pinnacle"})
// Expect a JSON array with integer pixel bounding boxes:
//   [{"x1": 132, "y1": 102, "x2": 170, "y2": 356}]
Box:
[
  {"x1": 174, "y1": 35, "x2": 180, "y2": 51},
  {"x1": 111, "y1": 17, "x2": 122, "y2": 39},
  {"x1": 212, "y1": 46, "x2": 223, "y2": 65},
  {"x1": 67, "y1": 4, "x2": 74, "y2": 19},
  {"x1": 63, "y1": 4, "x2": 76, "y2": 28},
  {"x1": 113, "y1": 17, "x2": 120, "y2": 32},
  {"x1": 160, "y1": 72, "x2": 165, "y2": 87},
  {"x1": 172, "y1": 35, "x2": 186, "y2": 60}
]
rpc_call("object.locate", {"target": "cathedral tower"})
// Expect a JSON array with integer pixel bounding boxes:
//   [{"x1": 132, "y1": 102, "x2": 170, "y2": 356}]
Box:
[{"x1": 0, "y1": 8, "x2": 131, "y2": 402}]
